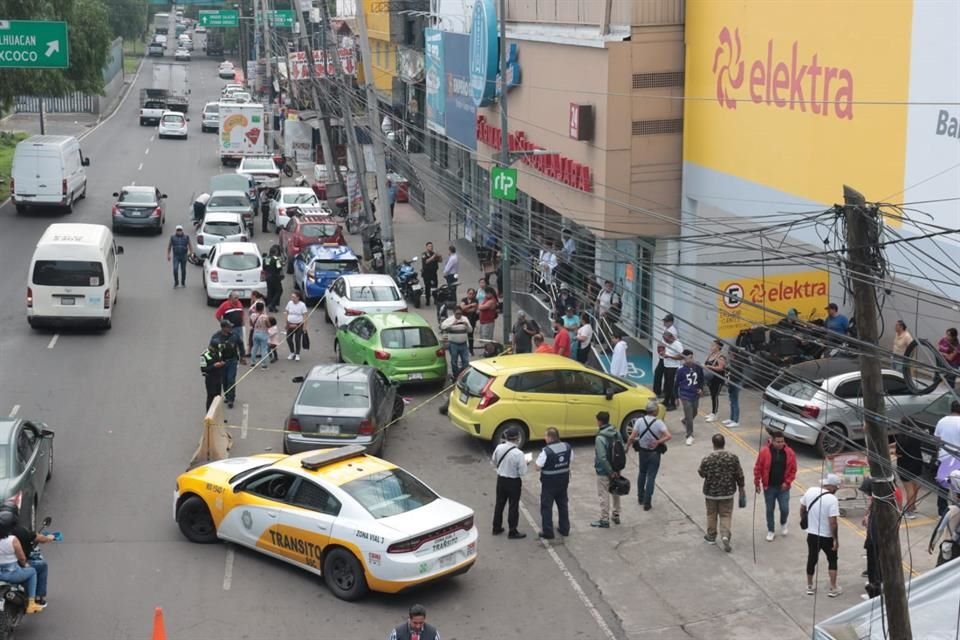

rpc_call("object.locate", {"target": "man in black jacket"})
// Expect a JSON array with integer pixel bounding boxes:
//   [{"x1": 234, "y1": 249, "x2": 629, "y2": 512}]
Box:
[
  {"x1": 387, "y1": 604, "x2": 440, "y2": 640},
  {"x1": 201, "y1": 341, "x2": 226, "y2": 410}
]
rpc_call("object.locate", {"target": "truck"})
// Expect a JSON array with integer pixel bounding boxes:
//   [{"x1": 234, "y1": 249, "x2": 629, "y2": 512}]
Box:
[
  {"x1": 139, "y1": 88, "x2": 168, "y2": 126},
  {"x1": 218, "y1": 103, "x2": 265, "y2": 165},
  {"x1": 205, "y1": 30, "x2": 224, "y2": 57},
  {"x1": 151, "y1": 61, "x2": 190, "y2": 113}
]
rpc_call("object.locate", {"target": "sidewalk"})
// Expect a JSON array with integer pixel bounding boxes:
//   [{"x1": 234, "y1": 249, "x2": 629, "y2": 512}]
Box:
[{"x1": 389, "y1": 200, "x2": 940, "y2": 639}]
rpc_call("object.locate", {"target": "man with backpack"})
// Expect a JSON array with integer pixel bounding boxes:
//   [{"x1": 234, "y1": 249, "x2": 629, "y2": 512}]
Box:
[
  {"x1": 626, "y1": 400, "x2": 672, "y2": 511},
  {"x1": 592, "y1": 411, "x2": 627, "y2": 528}
]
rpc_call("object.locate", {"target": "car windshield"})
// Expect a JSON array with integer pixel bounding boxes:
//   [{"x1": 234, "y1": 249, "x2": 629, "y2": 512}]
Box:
[
  {"x1": 204, "y1": 220, "x2": 243, "y2": 236},
  {"x1": 204, "y1": 104, "x2": 219, "y2": 114},
  {"x1": 282, "y1": 192, "x2": 318, "y2": 205},
  {"x1": 208, "y1": 195, "x2": 249, "y2": 209},
  {"x1": 300, "y1": 223, "x2": 338, "y2": 238},
  {"x1": 297, "y1": 380, "x2": 370, "y2": 409},
  {"x1": 309, "y1": 259, "x2": 358, "y2": 273},
  {"x1": 118, "y1": 191, "x2": 155, "y2": 204},
  {"x1": 339, "y1": 468, "x2": 438, "y2": 519},
  {"x1": 243, "y1": 159, "x2": 275, "y2": 171},
  {"x1": 348, "y1": 285, "x2": 400, "y2": 301},
  {"x1": 770, "y1": 374, "x2": 821, "y2": 400},
  {"x1": 216, "y1": 254, "x2": 259, "y2": 270},
  {"x1": 33, "y1": 260, "x2": 104, "y2": 287},
  {"x1": 161, "y1": 114, "x2": 183, "y2": 124},
  {"x1": 380, "y1": 327, "x2": 439, "y2": 349}
]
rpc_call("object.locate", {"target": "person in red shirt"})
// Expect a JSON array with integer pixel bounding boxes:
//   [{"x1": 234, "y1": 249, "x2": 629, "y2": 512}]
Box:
[
  {"x1": 753, "y1": 430, "x2": 798, "y2": 541},
  {"x1": 533, "y1": 334, "x2": 552, "y2": 353},
  {"x1": 551, "y1": 320, "x2": 571, "y2": 357},
  {"x1": 477, "y1": 286, "x2": 499, "y2": 346},
  {"x1": 214, "y1": 292, "x2": 245, "y2": 343}
]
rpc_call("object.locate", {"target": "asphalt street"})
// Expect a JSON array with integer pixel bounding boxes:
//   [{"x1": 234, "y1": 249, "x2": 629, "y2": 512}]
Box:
[{"x1": 0, "y1": 57, "x2": 623, "y2": 639}]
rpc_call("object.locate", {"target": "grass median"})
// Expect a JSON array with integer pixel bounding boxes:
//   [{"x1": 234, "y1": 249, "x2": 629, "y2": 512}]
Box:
[
  {"x1": 123, "y1": 39, "x2": 144, "y2": 75},
  {"x1": 0, "y1": 132, "x2": 27, "y2": 202}
]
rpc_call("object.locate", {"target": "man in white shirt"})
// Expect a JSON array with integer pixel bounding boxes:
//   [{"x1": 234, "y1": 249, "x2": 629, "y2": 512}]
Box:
[
  {"x1": 935, "y1": 400, "x2": 960, "y2": 514},
  {"x1": 440, "y1": 308, "x2": 472, "y2": 379},
  {"x1": 575, "y1": 315, "x2": 594, "y2": 365},
  {"x1": 538, "y1": 240, "x2": 558, "y2": 289},
  {"x1": 660, "y1": 332, "x2": 684, "y2": 410},
  {"x1": 653, "y1": 313, "x2": 679, "y2": 397},
  {"x1": 491, "y1": 428, "x2": 528, "y2": 539},
  {"x1": 800, "y1": 474, "x2": 841, "y2": 597},
  {"x1": 443, "y1": 245, "x2": 459, "y2": 286},
  {"x1": 595, "y1": 280, "x2": 616, "y2": 320},
  {"x1": 610, "y1": 331, "x2": 628, "y2": 378}
]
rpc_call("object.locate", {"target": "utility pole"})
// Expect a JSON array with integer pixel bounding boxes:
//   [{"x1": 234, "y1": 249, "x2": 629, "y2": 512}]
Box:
[
  {"x1": 842, "y1": 185, "x2": 912, "y2": 639},
  {"x1": 315, "y1": 8, "x2": 345, "y2": 196},
  {"x1": 353, "y1": 0, "x2": 396, "y2": 273},
  {"x1": 260, "y1": 0, "x2": 273, "y2": 108},
  {"x1": 496, "y1": 0, "x2": 511, "y2": 343}
]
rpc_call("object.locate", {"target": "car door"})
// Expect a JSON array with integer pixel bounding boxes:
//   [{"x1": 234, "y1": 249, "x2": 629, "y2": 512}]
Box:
[
  {"x1": 222, "y1": 469, "x2": 299, "y2": 556},
  {"x1": 12, "y1": 424, "x2": 42, "y2": 525},
  {"x1": 504, "y1": 370, "x2": 566, "y2": 440},
  {"x1": 325, "y1": 277, "x2": 343, "y2": 325},
  {"x1": 372, "y1": 371, "x2": 396, "y2": 443},
  {"x1": 21, "y1": 423, "x2": 47, "y2": 501},
  {"x1": 339, "y1": 317, "x2": 365, "y2": 363},
  {"x1": 883, "y1": 373, "x2": 921, "y2": 419},
  {"x1": 276, "y1": 477, "x2": 341, "y2": 572},
  {"x1": 830, "y1": 377, "x2": 865, "y2": 438},
  {"x1": 281, "y1": 219, "x2": 298, "y2": 255},
  {"x1": 559, "y1": 369, "x2": 616, "y2": 437}
]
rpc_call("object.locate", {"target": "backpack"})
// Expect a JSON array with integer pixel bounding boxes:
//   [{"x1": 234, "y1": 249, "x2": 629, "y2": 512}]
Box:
[{"x1": 607, "y1": 433, "x2": 627, "y2": 472}]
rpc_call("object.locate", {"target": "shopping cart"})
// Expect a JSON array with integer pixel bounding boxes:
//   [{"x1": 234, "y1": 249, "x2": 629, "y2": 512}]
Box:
[{"x1": 826, "y1": 447, "x2": 903, "y2": 518}]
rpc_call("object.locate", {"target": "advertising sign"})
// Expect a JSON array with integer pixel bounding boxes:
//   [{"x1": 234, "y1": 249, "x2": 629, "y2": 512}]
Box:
[
  {"x1": 424, "y1": 29, "x2": 445, "y2": 135},
  {"x1": 443, "y1": 32, "x2": 476, "y2": 150},
  {"x1": 716, "y1": 270, "x2": 829, "y2": 339},
  {"x1": 287, "y1": 49, "x2": 356, "y2": 81},
  {"x1": 468, "y1": 0, "x2": 498, "y2": 107},
  {"x1": 284, "y1": 119, "x2": 314, "y2": 164}
]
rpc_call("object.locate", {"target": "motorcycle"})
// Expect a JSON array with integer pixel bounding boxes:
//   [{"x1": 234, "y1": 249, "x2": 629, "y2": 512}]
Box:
[
  {"x1": 0, "y1": 516, "x2": 59, "y2": 639},
  {"x1": 434, "y1": 275, "x2": 459, "y2": 324},
  {"x1": 395, "y1": 257, "x2": 422, "y2": 308},
  {"x1": 367, "y1": 225, "x2": 385, "y2": 274}
]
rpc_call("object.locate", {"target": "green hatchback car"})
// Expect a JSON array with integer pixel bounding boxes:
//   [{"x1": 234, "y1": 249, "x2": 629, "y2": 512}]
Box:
[{"x1": 334, "y1": 313, "x2": 447, "y2": 384}]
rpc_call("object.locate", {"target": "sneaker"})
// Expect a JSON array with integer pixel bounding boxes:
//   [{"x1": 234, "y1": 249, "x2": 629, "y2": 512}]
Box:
[
  {"x1": 26, "y1": 600, "x2": 43, "y2": 614},
  {"x1": 704, "y1": 413, "x2": 716, "y2": 422},
  {"x1": 703, "y1": 535, "x2": 716, "y2": 544},
  {"x1": 721, "y1": 537, "x2": 732, "y2": 552},
  {"x1": 685, "y1": 436, "x2": 694, "y2": 446},
  {"x1": 806, "y1": 586, "x2": 816, "y2": 596},
  {"x1": 590, "y1": 520, "x2": 610, "y2": 528},
  {"x1": 492, "y1": 527, "x2": 505, "y2": 535},
  {"x1": 287, "y1": 353, "x2": 296, "y2": 360},
  {"x1": 721, "y1": 419, "x2": 733, "y2": 426},
  {"x1": 537, "y1": 532, "x2": 555, "y2": 540},
  {"x1": 508, "y1": 530, "x2": 527, "y2": 540},
  {"x1": 727, "y1": 421, "x2": 740, "y2": 428},
  {"x1": 261, "y1": 364, "x2": 268, "y2": 369},
  {"x1": 294, "y1": 354, "x2": 301, "y2": 361},
  {"x1": 828, "y1": 586, "x2": 843, "y2": 598},
  {"x1": 780, "y1": 524, "x2": 789, "y2": 536},
  {"x1": 612, "y1": 514, "x2": 621, "y2": 525},
  {"x1": 904, "y1": 511, "x2": 919, "y2": 520},
  {"x1": 765, "y1": 531, "x2": 775, "y2": 542}
]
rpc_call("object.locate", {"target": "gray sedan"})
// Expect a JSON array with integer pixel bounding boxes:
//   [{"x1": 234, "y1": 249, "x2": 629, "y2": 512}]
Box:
[
  {"x1": 206, "y1": 189, "x2": 255, "y2": 236},
  {"x1": 283, "y1": 364, "x2": 403, "y2": 456},
  {"x1": 0, "y1": 419, "x2": 54, "y2": 531},
  {"x1": 111, "y1": 185, "x2": 168, "y2": 234}
]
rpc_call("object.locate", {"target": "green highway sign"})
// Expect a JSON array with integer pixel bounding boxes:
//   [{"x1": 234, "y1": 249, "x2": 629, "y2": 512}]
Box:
[
  {"x1": 491, "y1": 166, "x2": 518, "y2": 201},
  {"x1": 260, "y1": 10, "x2": 295, "y2": 27},
  {"x1": 199, "y1": 10, "x2": 239, "y2": 27},
  {"x1": 0, "y1": 20, "x2": 69, "y2": 69}
]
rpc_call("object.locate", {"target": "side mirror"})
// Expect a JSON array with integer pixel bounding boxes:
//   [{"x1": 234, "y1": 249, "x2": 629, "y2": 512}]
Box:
[
  {"x1": 82, "y1": 157, "x2": 91, "y2": 167},
  {"x1": 291, "y1": 376, "x2": 305, "y2": 384},
  {"x1": 161, "y1": 194, "x2": 168, "y2": 199},
  {"x1": 41, "y1": 429, "x2": 55, "y2": 439},
  {"x1": 116, "y1": 246, "x2": 125, "y2": 255},
  {"x1": 40, "y1": 517, "x2": 52, "y2": 529},
  {"x1": 112, "y1": 192, "x2": 120, "y2": 198},
  {"x1": 605, "y1": 391, "x2": 614, "y2": 401},
  {"x1": 186, "y1": 117, "x2": 191, "y2": 122}
]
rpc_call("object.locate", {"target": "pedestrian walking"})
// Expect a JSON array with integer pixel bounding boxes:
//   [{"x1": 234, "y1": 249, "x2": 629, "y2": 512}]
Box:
[
  {"x1": 421, "y1": 241, "x2": 441, "y2": 305},
  {"x1": 723, "y1": 346, "x2": 743, "y2": 428},
  {"x1": 935, "y1": 400, "x2": 960, "y2": 515},
  {"x1": 209, "y1": 320, "x2": 245, "y2": 409},
  {"x1": 753, "y1": 430, "x2": 797, "y2": 541},
  {"x1": 626, "y1": 399, "x2": 672, "y2": 511},
  {"x1": 284, "y1": 291, "x2": 308, "y2": 361},
  {"x1": 387, "y1": 604, "x2": 439, "y2": 640},
  {"x1": 595, "y1": 280, "x2": 616, "y2": 322},
  {"x1": 511, "y1": 310, "x2": 539, "y2": 354},
  {"x1": 386, "y1": 179, "x2": 396, "y2": 219},
  {"x1": 166, "y1": 225, "x2": 193, "y2": 288},
  {"x1": 267, "y1": 316, "x2": 281, "y2": 362},
  {"x1": 551, "y1": 320, "x2": 571, "y2": 357},
  {"x1": 214, "y1": 291, "x2": 245, "y2": 344},
  {"x1": 263, "y1": 246, "x2": 284, "y2": 312},
  {"x1": 440, "y1": 307, "x2": 471, "y2": 379},
  {"x1": 592, "y1": 411, "x2": 626, "y2": 528},
  {"x1": 249, "y1": 301, "x2": 271, "y2": 369},
  {"x1": 477, "y1": 286, "x2": 498, "y2": 344},
  {"x1": 660, "y1": 332, "x2": 684, "y2": 411},
  {"x1": 536, "y1": 427, "x2": 571, "y2": 539},
  {"x1": 895, "y1": 428, "x2": 923, "y2": 519},
  {"x1": 698, "y1": 434, "x2": 745, "y2": 552},
  {"x1": 561, "y1": 306, "x2": 580, "y2": 360},
  {"x1": 930, "y1": 470, "x2": 960, "y2": 567},
  {"x1": 800, "y1": 474, "x2": 841, "y2": 597},
  {"x1": 702, "y1": 340, "x2": 727, "y2": 422},
  {"x1": 533, "y1": 334, "x2": 552, "y2": 353},
  {"x1": 200, "y1": 341, "x2": 226, "y2": 410},
  {"x1": 609, "y1": 331, "x2": 628, "y2": 378},
  {"x1": 491, "y1": 428, "x2": 528, "y2": 539},
  {"x1": 443, "y1": 245, "x2": 459, "y2": 287},
  {"x1": 538, "y1": 240, "x2": 558, "y2": 290},
  {"x1": 675, "y1": 349, "x2": 704, "y2": 445},
  {"x1": 553, "y1": 285, "x2": 577, "y2": 324},
  {"x1": 652, "y1": 313, "x2": 679, "y2": 396},
  {"x1": 575, "y1": 314, "x2": 594, "y2": 364}
]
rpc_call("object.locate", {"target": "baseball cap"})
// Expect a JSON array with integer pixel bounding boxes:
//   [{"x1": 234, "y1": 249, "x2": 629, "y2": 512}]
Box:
[
  {"x1": 823, "y1": 473, "x2": 841, "y2": 487},
  {"x1": 175, "y1": 224, "x2": 184, "y2": 230},
  {"x1": 826, "y1": 303, "x2": 839, "y2": 311}
]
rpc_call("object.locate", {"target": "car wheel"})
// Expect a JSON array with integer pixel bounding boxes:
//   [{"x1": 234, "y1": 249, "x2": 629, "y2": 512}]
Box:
[
  {"x1": 619, "y1": 411, "x2": 644, "y2": 442},
  {"x1": 334, "y1": 340, "x2": 344, "y2": 363},
  {"x1": 816, "y1": 423, "x2": 848, "y2": 458},
  {"x1": 177, "y1": 495, "x2": 218, "y2": 543},
  {"x1": 322, "y1": 547, "x2": 368, "y2": 601},
  {"x1": 392, "y1": 394, "x2": 404, "y2": 421},
  {"x1": 492, "y1": 421, "x2": 528, "y2": 449},
  {"x1": 80, "y1": 182, "x2": 87, "y2": 200},
  {"x1": 14, "y1": 204, "x2": 25, "y2": 214},
  {"x1": 64, "y1": 195, "x2": 74, "y2": 214},
  {"x1": 206, "y1": 295, "x2": 217, "y2": 307},
  {"x1": 140, "y1": 118, "x2": 146, "y2": 126}
]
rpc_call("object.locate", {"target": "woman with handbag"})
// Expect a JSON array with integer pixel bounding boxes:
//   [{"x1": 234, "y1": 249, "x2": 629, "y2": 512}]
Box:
[{"x1": 703, "y1": 340, "x2": 727, "y2": 423}]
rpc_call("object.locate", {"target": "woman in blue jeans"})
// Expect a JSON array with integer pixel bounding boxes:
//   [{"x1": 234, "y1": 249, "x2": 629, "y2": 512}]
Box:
[
  {"x1": 722, "y1": 348, "x2": 743, "y2": 427},
  {"x1": 0, "y1": 531, "x2": 43, "y2": 613}
]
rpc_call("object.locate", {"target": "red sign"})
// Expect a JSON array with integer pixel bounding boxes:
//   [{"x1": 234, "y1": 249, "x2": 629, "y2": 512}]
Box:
[
  {"x1": 287, "y1": 49, "x2": 356, "y2": 81},
  {"x1": 476, "y1": 115, "x2": 593, "y2": 193}
]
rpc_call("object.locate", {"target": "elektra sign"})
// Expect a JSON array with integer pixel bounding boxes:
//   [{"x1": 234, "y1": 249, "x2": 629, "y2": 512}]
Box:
[{"x1": 469, "y1": 0, "x2": 498, "y2": 108}]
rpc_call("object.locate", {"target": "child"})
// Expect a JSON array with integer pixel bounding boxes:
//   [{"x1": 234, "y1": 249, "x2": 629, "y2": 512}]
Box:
[{"x1": 267, "y1": 316, "x2": 281, "y2": 362}]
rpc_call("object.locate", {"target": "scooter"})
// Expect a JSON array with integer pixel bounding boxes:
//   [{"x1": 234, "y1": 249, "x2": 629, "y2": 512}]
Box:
[
  {"x1": 434, "y1": 275, "x2": 459, "y2": 324},
  {"x1": 0, "y1": 516, "x2": 59, "y2": 640},
  {"x1": 395, "y1": 257, "x2": 422, "y2": 308},
  {"x1": 368, "y1": 225, "x2": 385, "y2": 274}
]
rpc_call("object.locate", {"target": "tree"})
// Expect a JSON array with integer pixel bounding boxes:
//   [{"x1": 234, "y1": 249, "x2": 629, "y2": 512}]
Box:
[
  {"x1": 105, "y1": 0, "x2": 147, "y2": 42},
  {"x1": 0, "y1": 0, "x2": 112, "y2": 108}
]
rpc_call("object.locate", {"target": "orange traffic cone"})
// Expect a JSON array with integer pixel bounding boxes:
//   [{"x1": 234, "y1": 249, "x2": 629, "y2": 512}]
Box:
[{"x1": 152, "y1": 607, "x2": 167, "y2": 640}]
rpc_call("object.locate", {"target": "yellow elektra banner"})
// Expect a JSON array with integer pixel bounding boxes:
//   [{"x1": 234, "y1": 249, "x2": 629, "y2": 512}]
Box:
[
  {"x1": 717, "y1": 270, "x2": 829, "y2": 339},
  {"x1": 684, "y1": 0, "x2": 914, "y2": 212}
]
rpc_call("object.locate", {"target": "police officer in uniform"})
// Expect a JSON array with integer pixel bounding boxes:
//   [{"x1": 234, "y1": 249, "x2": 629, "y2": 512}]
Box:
[
  {"x1": 201, "y1": 341, "x2": 226, "y2": 410},
  {"x1": 387, "y1": 604, "x2": 439, "y2": 640},
  {"x1": 536, "y1": 427, "x2": 572, "y2": 539},
  {"x1": 264, "y1": 245, "x2": 284, "y2": 312},
  {"x1": 209, "y1": 321, "x2": 245, "y2": 409}
]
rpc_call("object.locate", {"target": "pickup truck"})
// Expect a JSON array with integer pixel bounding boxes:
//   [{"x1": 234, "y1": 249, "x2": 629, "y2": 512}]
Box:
[{"x1": 139, "y1": 89, "x2": 168, "y2": 126}]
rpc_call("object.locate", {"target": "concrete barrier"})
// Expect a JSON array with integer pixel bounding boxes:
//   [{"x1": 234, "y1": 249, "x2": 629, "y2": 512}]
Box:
[{"x1": 189, "y1": 395, "x2": 233, "y2": 467}]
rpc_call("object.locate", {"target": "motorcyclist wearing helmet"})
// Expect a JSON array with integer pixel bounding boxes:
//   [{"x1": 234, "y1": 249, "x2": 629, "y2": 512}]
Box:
[
  {"x1": 930, "y1": 469, "x2": 960, "y2": 566},
  {"x1": 0, "y1": 509, "x2": 43, "y2": 613}
]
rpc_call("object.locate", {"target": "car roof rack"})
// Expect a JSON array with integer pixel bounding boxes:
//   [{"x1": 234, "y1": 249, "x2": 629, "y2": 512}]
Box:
[{"x1": 300, "y1": 445, "x2": 366, "y2": 471}]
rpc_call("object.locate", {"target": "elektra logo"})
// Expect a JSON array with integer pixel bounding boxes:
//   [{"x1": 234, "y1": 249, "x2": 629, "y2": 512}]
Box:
[{"x1": 712, "y1": 27, "x2": 855, "y2": 120}]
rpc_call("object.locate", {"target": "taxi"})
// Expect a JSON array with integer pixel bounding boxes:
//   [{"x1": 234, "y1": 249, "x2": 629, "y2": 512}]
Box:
[
  {"x1": 174, "y1": 446, "x2": 478, "y2": 600},
  {"x1": 291, "y1": 243, "x2": 359, "y2": 303}
]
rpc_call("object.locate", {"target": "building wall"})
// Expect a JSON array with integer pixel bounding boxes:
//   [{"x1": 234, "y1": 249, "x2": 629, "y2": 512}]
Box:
[
  {"x1": 505, "y1": 0, "x2": 684, "y2": 27},
  {"x1": 362, "y1": 0, "x2": 397, "y2": 98}
]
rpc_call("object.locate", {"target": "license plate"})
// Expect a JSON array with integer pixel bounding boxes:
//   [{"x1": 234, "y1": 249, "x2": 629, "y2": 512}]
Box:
[
  {"x1": 459, "y1": 391, "x2": 468, "y2": 404},
  {"x1": 316, "y1": 425, "x2": 340, "y2": 436},
  {"x1": 764, "y1": 417, "x2": 786, "y2": 430},
  {"x1": 60, "y1": 297, "x2": 75, "y2": 305},
  {"x1": 408, "y1": 373, "x2": 423, "y2": 381},
  {"x1": 438, "y1": 551, "x2": 458, "y2": 568}
]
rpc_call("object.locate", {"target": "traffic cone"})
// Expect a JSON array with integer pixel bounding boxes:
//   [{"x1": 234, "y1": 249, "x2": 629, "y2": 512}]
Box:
[{"x1": 152, "y1": 607, "x2": 167, "y2": 640}]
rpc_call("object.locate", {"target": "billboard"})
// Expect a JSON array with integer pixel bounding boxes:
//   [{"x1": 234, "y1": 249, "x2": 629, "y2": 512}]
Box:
[
  {"x1": 425, "y1": 29, "x2": 445, "y2": 135},
  {"x1": 716, "y1": 270, "x2": 829, "y2": 339},
  {"x1": 443, "y1": 32, "x2": 476, "y2": 150},
  {"x1": 287, "y1": 49, "x2": 356, "y2": 81}
]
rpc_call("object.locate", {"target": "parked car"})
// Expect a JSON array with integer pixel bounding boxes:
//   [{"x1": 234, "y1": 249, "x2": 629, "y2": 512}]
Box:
[
  {"x1": 323, "y1": 274, "x2": 407, "y2": 328},
  {"x1": 111, "y1": 185, "x2": 167, "y2": 234},
  {"x1": 206, "y1": 189, "x2": 255, "y2": 235},
  {"x1": 157, "y1": 111, "x2": 188, "y2": 139},
  {"x1": 237, "y1": 155, "x2": 281, "y2": 189},
  {"x1": 201, "y1": 102, "x2": 219, "y2": 133},
  {"x1": 194, "y1": 211, "x2": 247, "y2": 258},
  {"x1": 218, "y1": 61, "x2": 235, "y2": 79},
  {"x1": 201, "y1": 241, "x2": 266, "y2": 305},
  {"x1": 0, "y1": 419, "x2": 54, "y2": 532},
  {"x1": 292, "y1": 243, "x2": 360, "y2": 303},
  {"x1": 335, "y1": 313, "x2": 447, "y2": 385},
  {"x1": 761, "y1": 357, "x2": 947, "y2": 456},
  {"x1": 279, "y1": 215, "x2": 345, "y2": 270},
  {"x1": 269, "y1": 186, "x2": 325, "y2": 230}
]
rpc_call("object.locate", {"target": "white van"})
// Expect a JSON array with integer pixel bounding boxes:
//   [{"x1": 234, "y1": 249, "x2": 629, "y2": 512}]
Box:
[
  {"x1": 27, "y1": 224, "x2": 124, "y2": 330},
  {"x1": 11, "y1": 135, "x2": 91, "y2": 213}
]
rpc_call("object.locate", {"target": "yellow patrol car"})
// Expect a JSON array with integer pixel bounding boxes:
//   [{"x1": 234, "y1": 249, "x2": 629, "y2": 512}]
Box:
[{"x1": 174, "y1": 446, "x2": 478, "y2": 600}]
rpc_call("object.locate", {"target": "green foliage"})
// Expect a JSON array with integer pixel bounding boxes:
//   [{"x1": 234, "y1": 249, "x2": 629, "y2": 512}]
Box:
[
  {"x1": 105, "y1": 0, "x2": 147, "y2": 41},
  {"x1": 0, "y1": 0, "x2": 112, "y2": 108}
]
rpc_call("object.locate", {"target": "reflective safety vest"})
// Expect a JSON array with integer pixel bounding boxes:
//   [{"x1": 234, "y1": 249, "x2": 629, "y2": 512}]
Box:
[{"x1": 540, "y1": 441, "x2": 572, "y2": 478}]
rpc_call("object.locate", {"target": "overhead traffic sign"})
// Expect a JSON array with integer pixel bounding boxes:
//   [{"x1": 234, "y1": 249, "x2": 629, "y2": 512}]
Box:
[
  {"x1": 199, "y1": 10, "x2": 239, "y2": 27},
  {"x1": 259, "y1": 10, "x2": 295, "y2": 27},
  {"x1": 0, "y1": 20, "x2": 69, "y2": 69}
]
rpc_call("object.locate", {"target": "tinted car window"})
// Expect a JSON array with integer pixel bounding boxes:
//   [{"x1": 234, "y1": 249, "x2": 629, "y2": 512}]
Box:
[
  {"x1": 242, "y1": 471, "x2": 297, "y2": 501},
  {"x1": 883, "y1": 375, "x2": 911, "y2": 396},
  {"x1": 349, "y1": 318, "x2": 375, "y2": 340},
  {"x1": 311, "y1": 259, "x2": 358, "y2": 273},
  {"x1": 297, "y1": 380, "x2": 370, "y2": 409},
  {"x1": 118, "y1": 191, "x2": 156, "y2": 204},
  {"x1": 283, "y1": 192, "x2": 318, "y2": 205},
  {"x1": 348, "y1": 285, "x2": 400, "y2": 302},
  {"x1": 203, "y1": 221, "x2": 243, "y2": 236},
  {"x1": 381, "y1": 327, "x2": 438, "y2": 349},
  {"x1": 835, "y1": 379, "x2": 862, "y2": 399},
  {"x1": 289, "y1": 480, "x2": 341, "y2": 515},
  {"x1": 33, "y1": 260, "x2": 104, "y2": 287},
  {"x1": 217, "y1": 254, "x2": 259, "y2": 270},
  {"x1": 204, "y1": 103, "x2": 220, "y2": 114},
  {"x1": 561, "y1": 370, "x2": 607, "y2": 395},
  {"x1": 507, "y1": 370, "x2": 562, "y2": 393},
  {"x1": 208, "y1": 195, "x2": 250, "y2": 209},
  {"x1": 300, "y1": 223, "x2": 339, "y2": 238},
  {"x1": 340, "y1": 468, "x2": 438, "y2": 518},
  {"x1": 161, "y1": 114, "x2": 184, "y2": 124}
]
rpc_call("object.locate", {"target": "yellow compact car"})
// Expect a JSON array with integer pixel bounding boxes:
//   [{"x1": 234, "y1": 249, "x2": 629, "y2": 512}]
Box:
[
  {"x1": 446, "y1": 353, "x2": 663, "y2": 447},
  {"x1": 174, "y1": 446, "x2": 477, "y2": 600}
]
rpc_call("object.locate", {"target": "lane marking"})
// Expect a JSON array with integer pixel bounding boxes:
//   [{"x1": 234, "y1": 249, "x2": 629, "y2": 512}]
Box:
[
  {"x1": 150, "y1": 134, "x2": 155, "y2": 142},
  {"x1": 130, "y1": 181, "x2": 136, "y2": 186},
  {"x1": 222, "y1": 546, "x2": 234, "y2": 590},
  {"x1": 47, "y1": 334, "x2": 59, "y2": 350},
  {"x1": 241, "y1": 403, "x2": 249, "y2": 439},
  {"x1": 8, "y1": 405, "x2": 20, "y2": 418},
  {"x1": 138, "y1": 162, "x2": 143, "y2": 171},
  {"x1": 144, "y1": 148, "x2": 150, "y2": 155},
  {"x1": 518, "y1": 502, "x2": 618, "y2": 640}
]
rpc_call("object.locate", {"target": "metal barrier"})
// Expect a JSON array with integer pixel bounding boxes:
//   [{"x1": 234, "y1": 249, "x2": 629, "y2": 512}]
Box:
[{"x1": 15, "y1": 93, "x2": 97, "y2": 114}]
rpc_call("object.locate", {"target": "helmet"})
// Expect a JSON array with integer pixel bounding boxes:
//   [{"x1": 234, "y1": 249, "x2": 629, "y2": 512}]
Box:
[
  {"x1": 0, "y1": 501, "x2": 19, "y2": 518},
  {"x1": 0, "y1": 510, "x2": 18, "y2": 530},
  {"x1": 948, "y1": 469, "x2": 960, "y2": 494}
]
